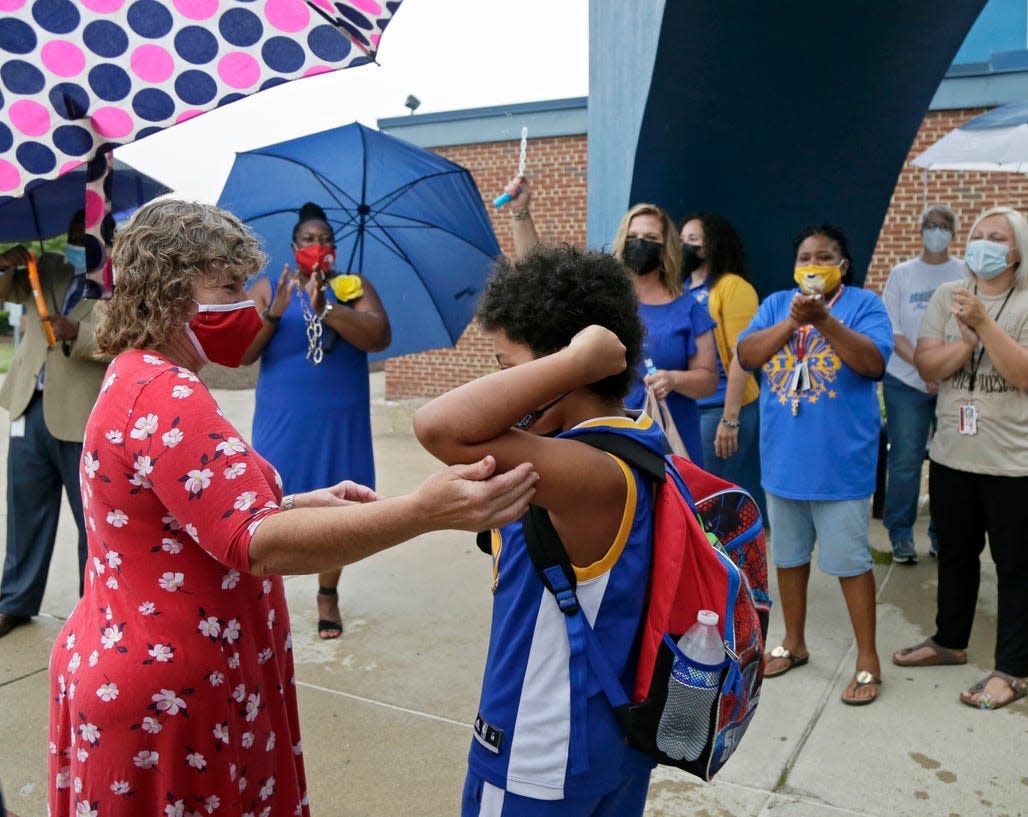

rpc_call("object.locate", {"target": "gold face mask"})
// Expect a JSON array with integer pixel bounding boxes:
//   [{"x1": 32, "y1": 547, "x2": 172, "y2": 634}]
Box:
[{"x1": 793, "y1": 263, "x2": 843, "y2": 295}]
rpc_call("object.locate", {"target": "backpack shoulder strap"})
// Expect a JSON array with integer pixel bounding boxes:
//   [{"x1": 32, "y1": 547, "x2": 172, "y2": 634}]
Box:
[
  {"x1": 571, "y1": 430, "x2": 667, "y2": 483},
  {"x1": 520, "y1": 473, "x2": 638, "y2": 772},
  {"x1": 522, "y1": 505, "x2": 578, "y2": 611}
]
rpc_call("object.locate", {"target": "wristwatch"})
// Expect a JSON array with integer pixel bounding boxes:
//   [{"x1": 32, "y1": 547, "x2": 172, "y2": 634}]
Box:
[{"x1": 261, "y1": 307, "x2": 281, "y2": 324}]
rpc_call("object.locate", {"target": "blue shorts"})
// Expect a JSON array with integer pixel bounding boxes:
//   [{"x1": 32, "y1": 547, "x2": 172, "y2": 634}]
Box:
[
  {"x1": 460, "y1": 767, "x2": 650, "y2": 817},
  {"x1": 765, "y1": 493, "x2": 873, "y2": 577}
]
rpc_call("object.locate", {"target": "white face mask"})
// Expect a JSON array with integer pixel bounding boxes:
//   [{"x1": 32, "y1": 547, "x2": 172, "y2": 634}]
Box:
[
  {"x1": 964, "y1": 239, "x2": 1013, "y2": 280},
  {"x1": 922, "y1": 226, "x2": 952, "y2": 254}
]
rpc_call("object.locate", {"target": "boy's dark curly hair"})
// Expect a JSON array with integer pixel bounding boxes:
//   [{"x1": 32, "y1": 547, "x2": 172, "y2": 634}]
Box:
[{"x1": 476, "y1": 242, "x2": 642, "y2": 399}]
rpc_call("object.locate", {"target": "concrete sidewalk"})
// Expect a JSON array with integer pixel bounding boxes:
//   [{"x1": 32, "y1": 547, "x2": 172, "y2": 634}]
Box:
[{"x1": 0, "y1": 371, "x2": 1024, "y2": 817}]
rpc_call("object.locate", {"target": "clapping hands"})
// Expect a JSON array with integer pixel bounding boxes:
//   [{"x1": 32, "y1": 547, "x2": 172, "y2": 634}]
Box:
[{"x1": 789, "y1": 292, "x2": 830, "y2": 327}]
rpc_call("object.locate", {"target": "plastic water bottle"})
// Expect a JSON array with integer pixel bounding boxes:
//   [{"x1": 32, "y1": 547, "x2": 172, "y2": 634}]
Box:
[
  {"x1": 677, "y1": 610, "x2": 725, "y2": 665},
  {"x1": 656, "y1": 610, "x2": 726, "y2": 761}
]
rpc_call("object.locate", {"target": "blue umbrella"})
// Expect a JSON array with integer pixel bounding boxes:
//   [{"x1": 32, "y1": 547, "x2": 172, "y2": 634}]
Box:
[
  {"x1": 217, "y1": 122, "x2": 501, "y2": 361},
  {"x1": 0, "y1": 159, "x2": 170, "y2": 244}
]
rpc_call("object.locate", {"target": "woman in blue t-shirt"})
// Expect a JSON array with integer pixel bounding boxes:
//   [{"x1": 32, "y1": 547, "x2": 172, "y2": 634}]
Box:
[
  {"x1": 737, "y1": 223, "x2": 894, "y2": 707},
  {"x1": 504, "y1": 178, "x2": 717, "y2": 464}
]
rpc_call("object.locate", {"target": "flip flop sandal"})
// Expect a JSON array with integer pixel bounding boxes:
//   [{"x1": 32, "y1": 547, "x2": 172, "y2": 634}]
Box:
[
  {"x1": 764, "y1": 645, "x2": 810, "y2": 678},
  {"x1": 960, "y1": 671, "x2": 1028, "y2": 711},
  {"x1": 841, "y1": 670, "x2": 882, "y2": 706},
  {"x1": 892, "y1": 637, "x2": 967, "y2": 667}
]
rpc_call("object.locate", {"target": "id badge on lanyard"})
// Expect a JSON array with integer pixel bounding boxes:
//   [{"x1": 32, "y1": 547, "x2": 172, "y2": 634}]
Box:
[
  {"x1": 787, "y1": 355, "x2": 811, "y2": 416},
  {"x1": 958, "y1": 403, "x2": 977, "y2": 435},
  {"x1": 956, "y1": 283, "x2": 1014, "y2": 437}
]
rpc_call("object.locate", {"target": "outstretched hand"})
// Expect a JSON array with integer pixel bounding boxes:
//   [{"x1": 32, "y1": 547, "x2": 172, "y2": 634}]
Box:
[
  {"x1": 299, "y1": 480, "x2": 384, "y2": 508},
  {"x1": 417, "y1": 456, "x2": 538, "y2": 532}
]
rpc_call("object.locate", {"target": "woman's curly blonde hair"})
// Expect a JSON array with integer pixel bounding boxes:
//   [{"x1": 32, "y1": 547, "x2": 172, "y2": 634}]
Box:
[{"x1": 95, "y1": 200, "x2": 267, "y2": 355}]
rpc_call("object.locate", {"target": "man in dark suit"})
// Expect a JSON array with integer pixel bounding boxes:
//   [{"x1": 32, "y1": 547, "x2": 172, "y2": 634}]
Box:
[{"x1": 0, "y1": 211, "x2": 109, "y2": 637}]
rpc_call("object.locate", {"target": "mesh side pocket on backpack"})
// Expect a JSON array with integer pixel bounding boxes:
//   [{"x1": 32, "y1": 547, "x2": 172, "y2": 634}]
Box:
[{"x1": 655, "y1": 640, "x2": 726, "y2": 762}]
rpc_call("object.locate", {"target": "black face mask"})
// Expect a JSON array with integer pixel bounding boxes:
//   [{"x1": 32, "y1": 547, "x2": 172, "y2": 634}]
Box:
[
  {"x1": 514, "y1": 392, "x2": 570, "y2": 431},
  {"x1": 681, "y1": 243, "x2": 704, "y2": 275},
  {"x1": 623, "y1": 238, "x2": 663, "y2": 276}
]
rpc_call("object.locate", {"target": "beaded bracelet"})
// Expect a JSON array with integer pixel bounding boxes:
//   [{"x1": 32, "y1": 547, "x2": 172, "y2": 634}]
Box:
[{"x1": 720, "y1": 417, "x2": 741, "y2": 429}]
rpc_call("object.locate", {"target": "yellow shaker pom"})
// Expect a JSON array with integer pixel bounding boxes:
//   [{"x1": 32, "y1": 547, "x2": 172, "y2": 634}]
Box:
[{"x1": 329, "y1": 274, "x2": 364, "y2": 303}]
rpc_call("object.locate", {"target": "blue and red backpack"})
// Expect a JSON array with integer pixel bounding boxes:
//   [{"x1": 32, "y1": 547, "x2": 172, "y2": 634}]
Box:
[{"x1": 522, "y1": 432, "x2": 769, "y2": 781}]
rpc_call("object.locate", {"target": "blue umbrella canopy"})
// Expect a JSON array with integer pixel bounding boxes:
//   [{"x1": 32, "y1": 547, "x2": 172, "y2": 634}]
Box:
[
  {"x1": 217, "y1": 122, "x2": 501, "y2": 361},
  {"x1": 0, "y1": 158, "x2": 169, "y2": 243}
]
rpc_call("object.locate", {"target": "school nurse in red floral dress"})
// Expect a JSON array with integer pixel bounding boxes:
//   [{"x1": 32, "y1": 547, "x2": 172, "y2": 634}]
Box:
[{"x1": 46, "y1": 200, "x2": 539, "y2": 817}]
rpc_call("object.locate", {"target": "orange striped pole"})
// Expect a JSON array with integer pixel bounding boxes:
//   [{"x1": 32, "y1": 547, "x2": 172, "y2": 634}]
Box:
[{"x1": 26, "y1": 252, "x2": 57, "y2": 347}]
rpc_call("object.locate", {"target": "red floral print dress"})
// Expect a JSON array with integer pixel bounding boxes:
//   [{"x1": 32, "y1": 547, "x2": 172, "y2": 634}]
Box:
[{"x1": 48, "y1": 350, "x2": 309, "y2": 817}]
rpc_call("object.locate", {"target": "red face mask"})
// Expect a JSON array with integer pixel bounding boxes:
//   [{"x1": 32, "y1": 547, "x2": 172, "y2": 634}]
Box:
[
  {"x1": 186, "y1": 300, "x2": 264, "y2": 368},
  {"x1": 294, "y1": 243, "x2": 335, "y2": 275}
]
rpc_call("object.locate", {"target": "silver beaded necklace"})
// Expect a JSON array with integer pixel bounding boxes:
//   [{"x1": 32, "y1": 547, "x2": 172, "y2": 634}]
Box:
[{"x1": 296, "y1": 283, "x2": 324, "y2": 365}]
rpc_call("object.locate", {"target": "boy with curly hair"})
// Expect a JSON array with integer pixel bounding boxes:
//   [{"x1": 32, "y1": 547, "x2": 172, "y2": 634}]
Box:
[{"x1": 414, "y1": 243, "x2": 663, "y2": 816}]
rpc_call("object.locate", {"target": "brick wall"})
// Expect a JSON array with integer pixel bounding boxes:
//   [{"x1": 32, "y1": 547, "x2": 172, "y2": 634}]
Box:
[
  {"x1": 384, "y1": 135, "x2": 587, "y2": 400},
  {"x1": 387, "y1": 109, "x2": 1023, "y2": 399}
]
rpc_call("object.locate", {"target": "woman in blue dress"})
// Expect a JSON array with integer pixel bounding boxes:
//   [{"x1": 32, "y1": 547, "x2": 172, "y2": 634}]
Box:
[
  {"x1": 244, "y1": 202, "x2": 391, "y2": 638},
  {"x1": 613, "y1": 203, "x2": 718, "y2": 465},
  {"x1": 504, "y1": 180, "x2": 717, "y2": 465}
]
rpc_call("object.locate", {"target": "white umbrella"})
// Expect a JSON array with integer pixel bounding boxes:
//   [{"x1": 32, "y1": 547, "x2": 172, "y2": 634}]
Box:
[{"x1": 912, "y1": 102, "x2": 1028, "y2": 172}]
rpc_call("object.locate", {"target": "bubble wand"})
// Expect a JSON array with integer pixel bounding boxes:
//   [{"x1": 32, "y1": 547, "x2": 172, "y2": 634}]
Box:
[
  {"x1": 493, "y1": 126, "x2": 528, "y2": 207},
  {"x1": 26, "y1": 252, "x2": 57, "y2": 347}
]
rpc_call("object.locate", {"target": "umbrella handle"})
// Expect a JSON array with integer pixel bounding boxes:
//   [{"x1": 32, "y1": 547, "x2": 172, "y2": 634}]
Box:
[
  {"x1": 493, "y1": 190, "x2": 518, "y2": 208},
  {"x1": 26, "y1": 252, "x2": 58, "y2": 347},
  {"x1": 494, "y1": 126, "x2": 529, "y2": 207}
]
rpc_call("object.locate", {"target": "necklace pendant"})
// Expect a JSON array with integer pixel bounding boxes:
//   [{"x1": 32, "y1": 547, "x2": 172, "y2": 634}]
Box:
[{"x1": 791, "y1": 395, "x2": 799, "y2": 416}]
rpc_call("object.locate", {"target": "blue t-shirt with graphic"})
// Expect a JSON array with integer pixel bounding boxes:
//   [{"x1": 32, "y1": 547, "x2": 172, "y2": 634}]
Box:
[
  {"x1": 737, "y1": 286, "x2": 894, "y2": 500},
  {"x1": 626, "y1": 292, "x2": 717, "y2": 465},
  {"x1": 689, "y1": 281, "x2": 728, "y2": 407}
]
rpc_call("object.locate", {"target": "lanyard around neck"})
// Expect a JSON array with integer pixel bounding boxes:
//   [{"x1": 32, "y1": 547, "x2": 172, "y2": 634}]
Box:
[{"x1": 966, "y1": 283, "x2": 1014, "y2": 396}]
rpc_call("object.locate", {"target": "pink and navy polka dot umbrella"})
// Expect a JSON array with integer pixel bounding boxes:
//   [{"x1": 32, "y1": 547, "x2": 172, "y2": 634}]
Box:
[{"x1": 0, "y1": 0, "x2": 401, "y2": 201}]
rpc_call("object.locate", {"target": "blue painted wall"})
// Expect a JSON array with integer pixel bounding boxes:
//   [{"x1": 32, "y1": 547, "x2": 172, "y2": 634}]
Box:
[
  {"x1": 586, "y1": 0, "x2": 664, "y2": 252},
  {"x1": 955, "y1": 0, "x2": 1026, "y2": 63}
]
